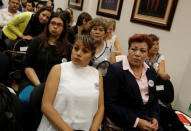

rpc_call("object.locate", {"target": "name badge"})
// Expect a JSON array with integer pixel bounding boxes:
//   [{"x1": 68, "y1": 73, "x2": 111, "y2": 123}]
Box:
[
  {"x1": 61, "y1": 58, "x2": 67, "y2": 63},
  {"x1": 148, "y1": 80, "x2": 154, "y2": 87},
  {"x1": 20, "y1": 46, "x2": 28, "y2": 51},
  {"x1": 153, "y1": 63, "x2": 159, "y2": 69},
  {"x1": 156, "y1": 85, "x2": 164, "y2": 91}
]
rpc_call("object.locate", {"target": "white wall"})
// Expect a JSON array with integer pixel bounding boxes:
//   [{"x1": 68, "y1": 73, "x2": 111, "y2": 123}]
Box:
[
  {"x1": 55, "y1": 0, "x2": 191, "y2": 115},
  {"x1": 174, "y1": 52, "x2": 191, "y2": 116}
]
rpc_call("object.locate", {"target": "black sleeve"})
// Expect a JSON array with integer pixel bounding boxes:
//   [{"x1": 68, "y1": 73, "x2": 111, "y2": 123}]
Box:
[
  {"x1": 67, "y1": 26, "x2": 76, "y2": 45},
  {"x1": 23, "y1": 38, "x2": 41, "y2": 68},
  {"x1": 148, "y1": 68, "x2": 160, "y2": 121}
]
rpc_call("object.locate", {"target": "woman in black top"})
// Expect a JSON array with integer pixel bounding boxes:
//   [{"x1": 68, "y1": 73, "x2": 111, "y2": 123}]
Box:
[
  {"x1": 19, "y1": 12, "x2": 72, "y2": 95},
  {"x1": 23, "y1": 6, "x2": 53, "y2": 38}
]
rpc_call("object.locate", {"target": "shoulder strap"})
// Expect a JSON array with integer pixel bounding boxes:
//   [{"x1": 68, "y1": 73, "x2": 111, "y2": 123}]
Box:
[{"x1": 94, "y1": 42, "x2": 108, "y2": 59}]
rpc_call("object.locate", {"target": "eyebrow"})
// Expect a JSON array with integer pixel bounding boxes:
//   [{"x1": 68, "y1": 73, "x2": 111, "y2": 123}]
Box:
[{"x1": 51, "y1": 21, "x2": 63, "y2": 24}]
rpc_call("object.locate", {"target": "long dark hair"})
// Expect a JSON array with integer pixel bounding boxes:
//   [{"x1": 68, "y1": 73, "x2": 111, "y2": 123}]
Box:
[
  {"x1": 34, "y1": 6, "x2": 53, "y2": 23},
  {"x1": 76, "y1": 12, "x2": 92, "y2": 26},
  {"x1": 24, "y1": 6, "x2": 53, "y2": 36},
  {"x1": 39, "y1": 12, "x2": 69, "y2": 55}
]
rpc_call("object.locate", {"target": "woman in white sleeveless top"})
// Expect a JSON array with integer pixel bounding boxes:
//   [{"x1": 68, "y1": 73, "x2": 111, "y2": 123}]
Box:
[
  {"x1": 37, "y1": 35, "x2": 104, "y2": 131},
  {"x1": 106, "y1": 19, "x2": 122, "y2": 56}
]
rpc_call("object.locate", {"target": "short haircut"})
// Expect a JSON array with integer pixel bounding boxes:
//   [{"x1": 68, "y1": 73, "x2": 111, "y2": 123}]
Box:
[
  {"x1": 36, "y1": 1, "x2": 45, "y2": 8},
  {"x1": 75, "y1": 35, "x2": 97, "y2": 56},
  {"x1": 88, "y1": 17, "x2": 107, "y2": 34},
  {"x1": 148, "y1": 34, "x2": 159, "y2": 42},
  {"x1": 76, "y1": 12, "x2": 92, "y2": 26},
  {"x1": 128, "y1": 34, "x2": 153, "y2": 50},
  {"x1": 27, "y1": 0, "x2": 35, "y2": 7}
]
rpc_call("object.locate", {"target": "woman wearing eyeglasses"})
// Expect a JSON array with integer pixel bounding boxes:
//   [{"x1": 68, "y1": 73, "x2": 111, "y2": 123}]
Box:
[{"x1": 19, "y1": 12, "x2": 72, "y2": 112}]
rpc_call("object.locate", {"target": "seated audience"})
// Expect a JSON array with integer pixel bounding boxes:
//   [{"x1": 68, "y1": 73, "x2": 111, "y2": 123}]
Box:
[
  {"x1": 103, "y1": 34, "x2": 162, "y2": 131},
  {"x1": 0, "y1": 6, "x2": 52, "y2": 51},
  {"x1": 0, "y1": 0, "x2": 20, "y2": 29},
  {"x1": 37, "y1": 35, "x2": 104, "y2": 131},
  {"x1": 89, "y1": 18, "x2": 116, "y2": 76},
  {"x1": 106, "y1": 19, "x2": 122, "y2": 56},
  {"x1": 67, "y1": 12, "x2": 92, "y2": 44}
]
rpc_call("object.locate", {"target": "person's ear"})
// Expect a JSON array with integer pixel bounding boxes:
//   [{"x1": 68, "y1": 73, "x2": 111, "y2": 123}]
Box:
[{"x1": 82, "y1": 18, "x2": 87, "y2": 25}]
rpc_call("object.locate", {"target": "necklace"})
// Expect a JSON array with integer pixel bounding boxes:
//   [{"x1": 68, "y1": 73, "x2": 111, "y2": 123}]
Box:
[
  {"x1": 48, "y1": 39, "x2": 57, "y2": 46},
  {"x1": 48, "y1": 39, "x2": 57, "y2": 43}
]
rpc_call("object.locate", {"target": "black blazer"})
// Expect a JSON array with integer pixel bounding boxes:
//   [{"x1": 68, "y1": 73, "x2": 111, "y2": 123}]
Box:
[{"x1": 104, "y1": 61, "x2": 159, "y2": 129}]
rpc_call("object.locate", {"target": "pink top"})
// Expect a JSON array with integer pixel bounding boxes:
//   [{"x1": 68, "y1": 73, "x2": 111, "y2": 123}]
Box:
[{"x1": 122, "y1": 57, "x2": 150, "y2": 127}]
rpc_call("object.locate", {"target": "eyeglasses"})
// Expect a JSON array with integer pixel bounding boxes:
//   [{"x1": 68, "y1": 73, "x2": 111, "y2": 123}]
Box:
[{"x1": 50, "y1": 21, "x2": 63, "y2": 27}]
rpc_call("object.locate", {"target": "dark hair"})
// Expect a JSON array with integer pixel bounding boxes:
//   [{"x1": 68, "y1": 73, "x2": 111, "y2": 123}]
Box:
[
  {"x1": 74, "y1": 35, "x2": 97, "y2": 56},
  {"x1": 27, "y1": 0, "x2": 35, "y2": 8},
  {"x1": 148, "y1": 34, "x2": 159, "y2": 42},
  {"x1": 46, "y1": 0, "x2": 54, "y2": 10},
  {"x1": 88, "y1": 17, "x2": 107, "y2": 35},
  {"x1": 56, "y1": 8, "x2": 63, "y2": 13},
  {"x1": 0, "y1": 0, "x2": 3, "y2": 6},
  {"x1": 128, "y1": 34, "x2": 153, "y2": 50},
  {"x1": 8, "y1": 0, "x2": 19, "y2": 3},
  {"x1": 0, "y1": 83, "x2": 23, "y2": 131},
  {"x1": 35, "y1": 6, "x2": 52, "y2": 19},
  {"x1": 65, "y1": 8, "x2": 73, "y2": 24},
  {"x1": 36, "y1": 1, "x2": 45, "y2": 8},
  {"x1": 76, "y1": 12, "x2": 92, "y2": 26},
  {"x1": 39, "y1": 12, "x2": 68, "y2": 55},
  {"x1": 66, "y1": 8, "x2": 73, "y2": 16},
  {"x1": 62, "y1": 10, "x2": 71, "y2": 25}
]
